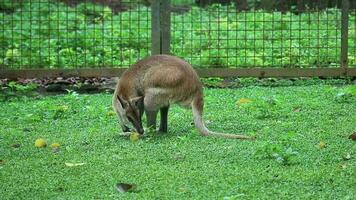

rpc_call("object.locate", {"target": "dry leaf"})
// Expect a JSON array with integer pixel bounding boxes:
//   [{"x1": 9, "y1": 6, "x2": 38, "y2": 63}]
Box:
[
  {"x1": 349, "y1": 133, "x2": 356, "y2": 141},
  {"x1": 23, "y1": 127, "x2": 32, "y2": 132},
  {"x1": 178, "y1": 187, "x2": 187, "y2": 192},
  {"x1": 11, "y1": 143, "x2": 21, "y2": 148},
  {"x1": 316, "y1": 141, "x2": 327, "y2": 149},
  {"x1": 343, "y1": 154, "x2": 351, "y2": 160},
  {"x1": 116, "y1": 183, "x2": 136, "y2": 193},
  {"x1": 119, "y1": 132, "x2": 132, "y2": 136},
  {"x1": 52, "y1": 148, "x2": 60, "y2": 153},
  {"x1": 236, "y1": 98, "x2": 253, "y2": 106},
  {"x1": 65, "y1": 162, "x2": 85, "y2": 167},
  {"x1": 172, "y1": 153, "x2": 185, "y2": 161},
  {"x1": 339, "y1": 163, "x2": 347, "y2": 169},
  {"x1": 293, "y1": 107, "x2": 301, "y2": 112}
]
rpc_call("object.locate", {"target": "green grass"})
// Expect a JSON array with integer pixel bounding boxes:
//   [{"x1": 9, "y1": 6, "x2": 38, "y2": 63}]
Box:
[
  {"x1": 0, "y1": 82, "x2": 355, "y2": 199},
  {"x1": 1, "y1": 1, "x2": 355, "y2": 68}
]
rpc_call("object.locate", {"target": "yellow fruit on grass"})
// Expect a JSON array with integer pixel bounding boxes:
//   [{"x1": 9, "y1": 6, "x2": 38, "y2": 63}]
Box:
[
  {"x1": 316, "y1": 141, "x2": 327, "y2": 149},
  {"x1": 50, "y1": 143, "x2": 60, "y2": 148},
  {"x1": 106, "y1": 110, "x2": 116, "y2": 116},
  {"x1": 35, "y1": 138, "x2": 47, "y2": 148},
  {"x1": 236, "y1": 98, "x2": 253, "y2": 106},
  {"x1": 130, "y1": 132, "x2": 140, "y2": 142}
]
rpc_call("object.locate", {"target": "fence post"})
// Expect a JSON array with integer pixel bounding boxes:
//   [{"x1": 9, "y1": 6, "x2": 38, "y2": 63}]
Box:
[
  {"x1": 151, "y1": 0, "x2": 161, "y2": 55},
  {"x1": 340, "y1": 0, "x2": 349, "y2": 74},
  {"x1": 160, "y1": 0, "x2": 171, "y2": 54}
]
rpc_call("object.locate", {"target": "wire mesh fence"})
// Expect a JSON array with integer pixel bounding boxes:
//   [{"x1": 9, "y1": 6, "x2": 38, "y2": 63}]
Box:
[
  {"x1": 0, "y1": 0, "x2": 151, "y2": 69},
  {"x1": 0, "y1": 0, "x2": 355, "y2": 76},
  {"x1": 351, "y1": 9, "x2": 356, "y2": 66},
  {"x1": 171, "y1": 0, "x2": 355, "y2": 68}
]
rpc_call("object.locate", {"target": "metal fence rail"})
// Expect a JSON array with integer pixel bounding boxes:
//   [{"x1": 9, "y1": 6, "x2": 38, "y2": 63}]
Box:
[{"x1": 0, "y1": 0, "x2": 355, "y2": 78}]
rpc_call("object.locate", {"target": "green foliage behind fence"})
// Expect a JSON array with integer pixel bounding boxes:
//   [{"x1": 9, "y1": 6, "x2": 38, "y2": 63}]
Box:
[{"x1": 0, "y1": 0, "x2": 355, "y2": 69}]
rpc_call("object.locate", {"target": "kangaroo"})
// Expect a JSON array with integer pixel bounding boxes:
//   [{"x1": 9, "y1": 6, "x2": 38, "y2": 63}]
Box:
[{"x1": 112, "y1": 54, "x2": 254, "y2": 139}]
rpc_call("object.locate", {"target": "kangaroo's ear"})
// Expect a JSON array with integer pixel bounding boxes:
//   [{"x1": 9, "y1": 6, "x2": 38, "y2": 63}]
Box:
[
  {"x1": 130, "y1": 96, "x2": 143, "y2": 108},
  {"x1": 117, "y1": 95, "x2": 129, "y2": 109}
]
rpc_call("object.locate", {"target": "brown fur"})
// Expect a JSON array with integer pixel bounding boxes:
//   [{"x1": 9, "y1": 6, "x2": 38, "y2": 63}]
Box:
[{"x1": 113, "y1": 54, "x2": 254, "y2": 140}]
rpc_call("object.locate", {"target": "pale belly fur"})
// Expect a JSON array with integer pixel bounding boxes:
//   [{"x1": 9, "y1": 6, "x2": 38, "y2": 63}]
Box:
[{"x1": 144, "y1": 88, "x2": 193, "y2": 111}]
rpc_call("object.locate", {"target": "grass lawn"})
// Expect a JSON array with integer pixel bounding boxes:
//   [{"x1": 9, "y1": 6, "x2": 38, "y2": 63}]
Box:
[{"x1": 0, "y1": 81, "x2": 355, "y2": 199}]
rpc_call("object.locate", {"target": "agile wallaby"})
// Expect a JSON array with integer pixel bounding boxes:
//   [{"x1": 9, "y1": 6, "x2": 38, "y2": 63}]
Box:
[{"x1": 112, "y1": 54, "x2": 253, "y2": 139}]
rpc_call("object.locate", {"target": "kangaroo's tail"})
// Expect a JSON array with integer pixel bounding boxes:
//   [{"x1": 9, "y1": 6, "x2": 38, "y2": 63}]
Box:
[{"x1": 191, "y1": 92, "x2": 255, "y2": 140}]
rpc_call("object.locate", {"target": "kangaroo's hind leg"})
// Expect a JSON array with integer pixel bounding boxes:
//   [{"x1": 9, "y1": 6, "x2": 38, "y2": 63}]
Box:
[{"x1": 159, "y1": 105, "x2": 169, "y2": 133}]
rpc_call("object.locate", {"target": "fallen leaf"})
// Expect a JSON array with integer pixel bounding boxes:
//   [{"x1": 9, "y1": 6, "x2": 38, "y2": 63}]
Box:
[
  {"x1": 112, "y1": 154, "x2": 123, "y2": 160},
  {"x1": 119, "y1": 132, "x2": 132, "y2": 137},
  {"x1": 52, "y1": 148, "x2": 60, "y2": 153},
  {"x1": 65, "y1": 162, "x2": 85, "y2": 167},
  {"x1": 116, "y1": 183, "x2": 136, "y2": 193},
  {"x1": 349, "y1": 133, "x2": 356, "y2": 141},
  {"x1": 23, "y1": 128, "x2": 32, "y2": 132},
  {"x1": 339, "y1": 163, "x2": 347, "y2": 169},
  {"x1": 56, "y1": 187, "x2": 65, "y2": 192},
  {"x1": 236, "y1": 98, "x2": 253, "y2": 106},
  {"x1": 343, "y1": 154, "x2": 351, "y2": 160},
  {"x1": 11, "y1": 143, "x2": 21, "y2": 148},
  {"x1": 177, "y1": 187, "x2": 187, "y2": 192},
  {"x1": 293, "y1": 107, "x2": 301, "y2": 112},
  {"x1": 316, "y1": 141, "x2": 327, "y2": 149},
  {"x1": 172, "y1": 153, "x2": 185, "y2": 161}
]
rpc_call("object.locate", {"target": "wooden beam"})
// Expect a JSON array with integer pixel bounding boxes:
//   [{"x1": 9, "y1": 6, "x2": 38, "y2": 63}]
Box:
[
  {"x1": 0, "y1": 68, "x2": 127, "y2": 79},
  {"x1": 340, "y1": 0, "x2": 349, "y2": 70},
  {"x1": 195, "y1": 68, "x2": 355, "y2": 77},
  {"x1": 151, "y1": 0, "x2": 161, "y2": 55},
  {"x1": 160, "y1": 0, "x2": 171, "y2": 54},
  {"x1": 1, "y1": 68, "x2": 355, "y2": 79}
]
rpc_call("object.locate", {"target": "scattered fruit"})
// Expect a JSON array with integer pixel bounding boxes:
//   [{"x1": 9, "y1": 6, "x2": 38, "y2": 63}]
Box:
[
  {"x1": 316, "y1": 141, "x2": 327, "y2": 149},
  {"x1": 106, "y1": 110, "x2": 116, "y2": 116},
  {"x1": 56, "y1": 105, "x2": 69, "y2": 112},
  {"x1": 50, "y1": 143, "x2": 60, "y2": 149},
  {"x1": 130, "y1": 132, "x2": 140, "y2": 142},
  {"x1": 35, "y1": 138, "x2": 47, "y2": 148},
  {"x1": 236, "y1": 98, "x2": 253, "y2": 106}
]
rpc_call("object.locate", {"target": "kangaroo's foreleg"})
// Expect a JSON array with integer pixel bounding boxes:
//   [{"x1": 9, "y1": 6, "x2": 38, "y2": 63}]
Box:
[
  {"x1": 145, "y1": 110, "x2": 158, "y2": 130},
  {"x1": 159, "y1": 105, "x2": 169, "y2": 133}
]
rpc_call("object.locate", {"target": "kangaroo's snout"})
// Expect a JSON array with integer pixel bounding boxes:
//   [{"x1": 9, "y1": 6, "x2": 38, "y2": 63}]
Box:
[{"x1": 136, "y1": 127, "x2": 144, "y2": 135}]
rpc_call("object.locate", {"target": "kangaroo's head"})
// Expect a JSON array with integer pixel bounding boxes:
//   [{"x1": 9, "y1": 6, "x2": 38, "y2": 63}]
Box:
[{"x1": 114, "y1": 95, "x2": 144, "y2": 134}]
